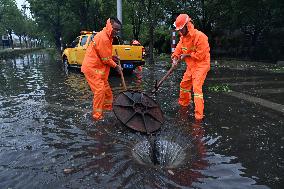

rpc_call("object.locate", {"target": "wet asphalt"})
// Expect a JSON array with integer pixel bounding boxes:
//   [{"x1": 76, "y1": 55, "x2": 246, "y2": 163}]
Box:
[{"x1": 0, "y1": 50, "x2": 283, "y2": 189}]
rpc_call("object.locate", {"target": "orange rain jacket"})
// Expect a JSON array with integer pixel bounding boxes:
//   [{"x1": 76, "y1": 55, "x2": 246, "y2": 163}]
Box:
[
  {"x1": 81, "y1": 19, "x2": 117, "y2": 120},
  {"x1": 81, "y1": 19, "x2": 117, "y2": 75},
  {"x1": 171, "y1": 22, "x2": 210, "y2": 120}
]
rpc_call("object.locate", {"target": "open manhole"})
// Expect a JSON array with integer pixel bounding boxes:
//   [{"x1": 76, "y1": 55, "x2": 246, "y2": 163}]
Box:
[{"x1": 131, "y1": 138, "x2": 190, "y2": 168}]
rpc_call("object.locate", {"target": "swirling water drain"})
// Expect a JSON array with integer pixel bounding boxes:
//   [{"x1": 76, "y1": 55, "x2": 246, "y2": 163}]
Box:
[{"x1": 131, "y1": 134, "x2": 194, "y2": 168}]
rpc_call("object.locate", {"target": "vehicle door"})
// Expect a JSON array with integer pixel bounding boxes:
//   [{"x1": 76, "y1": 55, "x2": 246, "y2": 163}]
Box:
[
  {"x1": 76, "y1": 35, "x2": 89, "y2": 65},
  {"x1": 69, "y1": 37, "x2": 80, "y2": 64}
]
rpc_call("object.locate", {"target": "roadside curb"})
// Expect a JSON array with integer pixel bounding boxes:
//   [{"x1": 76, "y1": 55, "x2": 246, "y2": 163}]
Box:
[{"x1": 0, "y1": 48, "x2": 44, "y2": 60}]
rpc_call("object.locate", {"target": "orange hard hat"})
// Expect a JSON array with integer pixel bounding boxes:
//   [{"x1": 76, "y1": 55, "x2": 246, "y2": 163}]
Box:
[
  {"x1": 174, "y1": 14, "x2": 191, "y2": 30},
  {"x1": 132, "y1": 40, "x2": 141, "y2": 45}
]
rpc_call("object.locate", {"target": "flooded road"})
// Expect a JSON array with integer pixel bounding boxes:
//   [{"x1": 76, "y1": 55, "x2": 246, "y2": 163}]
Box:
[{"x1": 0, "y1": 51, "x2": 283, "y2": 188}]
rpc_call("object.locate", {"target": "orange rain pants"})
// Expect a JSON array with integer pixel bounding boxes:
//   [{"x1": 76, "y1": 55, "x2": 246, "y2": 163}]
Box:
[
  {"x1": 81, "y1": 19, "x2": 117, "y2": 120},
  {"x1": 172, "y1": 22, "x2": 210, "y2": 120}
]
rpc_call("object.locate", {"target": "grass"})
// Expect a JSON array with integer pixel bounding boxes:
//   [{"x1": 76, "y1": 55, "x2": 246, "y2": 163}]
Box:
[
  {"x1": 264, "y1": 66, "x2": 284, "y2": 73},
  {"x1": 155, "y1": 53, "x2": 171, "y2": 62},
  {"x1": 212, "y1": 59, "x2": 284, "y2": 73},
  {"x1": 208, "y1": 84, "x2": 232, "y2": 93}
]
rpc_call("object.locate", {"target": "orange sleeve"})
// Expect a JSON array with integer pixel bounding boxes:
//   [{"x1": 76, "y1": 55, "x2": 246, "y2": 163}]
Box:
[
  {"x1": 171, "y1": 37, "x2": 183, "y2": 60},
  {"x1": 95, "y1": 37, "x2": 117, "y2": 68},
  {"x1": 190, "y1": 33, "x2": 210, "y2": 61}
]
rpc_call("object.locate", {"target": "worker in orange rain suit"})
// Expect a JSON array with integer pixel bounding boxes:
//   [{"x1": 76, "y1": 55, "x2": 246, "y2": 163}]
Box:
[
  {"x1": 81, "y1": 17, "x2": 122, "y2": 121},
  {"x1": 131, "y1": 40, "x2": 141, "y2": 46},
  {"x1": 131, "y1": 39, "x2": 143, "y2": 72},
  {"x1": 171, "y1": 14, "x2": 210, "y2": 120}
]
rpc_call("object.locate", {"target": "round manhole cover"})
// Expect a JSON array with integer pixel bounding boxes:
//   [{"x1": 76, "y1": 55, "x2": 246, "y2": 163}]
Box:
[{"x1": 113, "y1": 91, "x2": 164, "y2": 133}]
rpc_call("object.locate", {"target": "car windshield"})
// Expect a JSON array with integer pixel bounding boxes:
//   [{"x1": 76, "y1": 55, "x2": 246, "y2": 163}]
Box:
[{"x1": 80, "y1": 36, "x2": 88, "y2": 46}]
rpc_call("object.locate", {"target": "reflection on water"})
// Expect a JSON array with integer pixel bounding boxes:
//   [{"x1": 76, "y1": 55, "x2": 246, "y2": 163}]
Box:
[{"x1": 0, "y1": 51, "x2": 277, "y2": 188}]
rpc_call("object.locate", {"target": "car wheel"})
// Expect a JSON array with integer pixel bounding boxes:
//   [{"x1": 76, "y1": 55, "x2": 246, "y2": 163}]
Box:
[
  {"x1": 123, "y1": 69, "x2": 133, "y2": 75},
  {"x1": 63, "y1": 56, "x2": 70, "y2": 67}
]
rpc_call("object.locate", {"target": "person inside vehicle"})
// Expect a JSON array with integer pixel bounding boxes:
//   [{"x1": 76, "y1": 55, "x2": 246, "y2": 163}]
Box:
[{"x1": 131, "y1": 39, "x2": 143, "y2": 72}]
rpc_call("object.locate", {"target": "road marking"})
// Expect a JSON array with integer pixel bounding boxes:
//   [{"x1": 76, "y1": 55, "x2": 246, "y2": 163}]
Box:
[
  {"x1": 227, "y1": 91, "x2": 284, "y2": 114},
  {"x1": 254, "y1": 88, "x2": 284, "y2": 94},
  {"x1": 226, "y1": 81, "x2": 284, "y2": 86},
  {"x1": 207, "y1": 76, "x2": 269, "y2": 81}
]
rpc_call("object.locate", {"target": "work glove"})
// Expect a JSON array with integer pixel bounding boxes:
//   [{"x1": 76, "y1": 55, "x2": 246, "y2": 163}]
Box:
[
  {"x1": 180, "y1": 54, "x2": 191, "y2": 61},
  {"x1": 115, "y1": 64, "x2": 123, "y2": 74},
  {"x1": 112, "y1": 55, "x2": 120, "y2": 63},
  {"x1": 172, "y1": 57, "x2": 179, "y2": 68}
]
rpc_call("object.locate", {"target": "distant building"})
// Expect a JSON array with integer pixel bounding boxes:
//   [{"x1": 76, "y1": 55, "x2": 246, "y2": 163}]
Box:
[{"x1": 1, "y1": 35, "x2": 10, "y2": 48}]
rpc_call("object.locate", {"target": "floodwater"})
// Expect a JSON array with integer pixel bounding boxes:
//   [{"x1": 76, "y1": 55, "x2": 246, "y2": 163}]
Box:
[{"x1": 0, "y1": 51, "x2": 283, "y2": 189}]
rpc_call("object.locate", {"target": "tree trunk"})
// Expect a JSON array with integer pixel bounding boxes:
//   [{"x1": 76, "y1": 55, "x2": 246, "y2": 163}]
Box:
[
  {"x1": 201, "y1": 0, "x2": 206, "y2": 31},
  {"x1": 132, "y1": 13, "x2": 142, "y2": 40},
  {"x1": 19, "y1": 35, "x2": 22, "y2": 49},
  {"x1": 27, "y1": 36, "x2": 30, "y2": 48},
  {"x1": 8, "y1": 31, "x2": 14, "y2": 49},
  {"x1": 53, "y1": 2, "x2": 63, "y2": 52},
  {"x1": 79, "y1": 4, "x2": 87, "y2": 29},
  {"x1": 24, "y1": 36, "x2": 28, "y2": 48},
  {"x1": 85, "y1": 0, "x2": 90, "y2": 30},
  {"x1": 54, "y1": 29, "x2": 62, "y2": 52}
]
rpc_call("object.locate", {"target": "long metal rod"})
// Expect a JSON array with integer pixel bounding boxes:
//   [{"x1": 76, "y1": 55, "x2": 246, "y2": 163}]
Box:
[
  {"x1": 115, "y1": 49, "x2": 127, "y2": 91},
  {"x1": 152, "y1": 65, "x2": 176, "y2": 93}
]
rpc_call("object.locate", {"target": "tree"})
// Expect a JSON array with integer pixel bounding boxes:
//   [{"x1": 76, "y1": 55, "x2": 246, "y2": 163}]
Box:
[
  {"x1": 142, "y1": 0, "x2": 165, "y2": 63},
  {"x1": 69, "y1": 0, "x2": 91, "y2": 30},
  {"x1": 124, "y1": 0, "x2": 145, "y2": 40},
  {"x1": 28, "y1": 0, "x2": 71, "y2": 51},
  {"x1": 0, "y1": 0, "x2": 24, "y2": 49}
]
